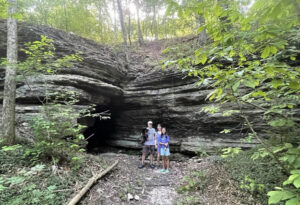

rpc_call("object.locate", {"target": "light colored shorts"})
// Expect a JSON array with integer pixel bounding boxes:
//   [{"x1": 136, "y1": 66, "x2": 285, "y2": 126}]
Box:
[{"x1": 160, "y1": 147, "x2": 170, "y2": 156}]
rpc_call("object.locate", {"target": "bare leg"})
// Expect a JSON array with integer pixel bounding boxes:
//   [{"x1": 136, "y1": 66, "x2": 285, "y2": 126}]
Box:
[
  {"x1": 166, "y1": 157, "x2": 170, "y2": 170},
  {"x1": 157, "y1": 152, "x2": 160, "y2": 166},
  {"x1": 142, "y1": 154, "x2": 145, "y2": 165},
  {"x1": 161, "y1": 156, "x2": 165, "y2": 169}
]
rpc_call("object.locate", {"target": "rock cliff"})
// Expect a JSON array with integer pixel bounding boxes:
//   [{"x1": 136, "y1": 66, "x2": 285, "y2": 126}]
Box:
[{"x1": 0, "y1": 21, "x2": 259, "y2": 153}]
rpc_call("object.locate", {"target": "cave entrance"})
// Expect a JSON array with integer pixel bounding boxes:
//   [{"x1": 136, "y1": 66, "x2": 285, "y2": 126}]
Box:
[{"x1": 80, "y1": 105, "x2": 116, "y2": 153}]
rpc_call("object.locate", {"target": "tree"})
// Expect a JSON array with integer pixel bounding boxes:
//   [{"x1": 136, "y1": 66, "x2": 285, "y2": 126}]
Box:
[
  {"x1": 2, "y1": 0, "x2": 18, "y2": 145},
  {"x1": 116, "y1": 0, "x2": 127, "y2": 46},
  {"x1": 135, "y1": 0, "x2": 143, "y2": 45},
  {"x1": 164, "y1": 0, "x2": 300, "y2": 204}
]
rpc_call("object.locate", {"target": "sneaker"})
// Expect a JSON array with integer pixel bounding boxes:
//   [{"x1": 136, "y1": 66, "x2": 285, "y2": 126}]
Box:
[
  {"x1": 160, "y1": 169, "x2": 165, "y2": 173},
  {"x1": 150, "y1": 164, "x2": 155, "y2": 169},
  {"x1": 165, "y1": 170, "x2": 169, "y2": 174},
  {"x1": 138, "y1": 164, "x2": 144, "y2": 169}
]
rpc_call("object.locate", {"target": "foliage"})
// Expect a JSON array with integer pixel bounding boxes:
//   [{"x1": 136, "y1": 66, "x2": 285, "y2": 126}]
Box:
[
  {"x1": 9, "y1": 0, "x2": 196, "y2": 45},
  {"x1": 221, "y1": 147, "x2": 242, "y2": 158},
  {"x1": 176, "y1": 196, "x2": 200, "y2": 205},
  {"x1": 0, "y1": 143, "x2": 98, "y2": 205},
  {"x1": 18, "y1": 35, "x2": 82, "y2": 76},
  {"x1": 223, "y1": 147, "x2": 286, "y2": 204},
  {"x1": 165, "y1": 0, "x2": 300, "y2": 204},
  {"x1": 14, "y1": 36, "x2": 87, "y2": 168},
  {"x1": 0, "y1": 0, "x2": 7, "y2": 19},
  {"x1": 1, "y1": 36, "x2": 87, "y2": 169},
  {"x1": 27, "y1": 91, "x2": 87, "y2": 167},
  {"x1": 177, "y1": 170, "x2": 208, "y2": 193},
  {"x1": 240, "y1": 175, "x2": 265, "y2": 194}
]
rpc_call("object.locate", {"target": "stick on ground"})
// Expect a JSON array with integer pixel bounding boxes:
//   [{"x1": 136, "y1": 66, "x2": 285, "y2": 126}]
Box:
[{"x1": 67, "y1": 160, "x2": 119, "y2": 205}]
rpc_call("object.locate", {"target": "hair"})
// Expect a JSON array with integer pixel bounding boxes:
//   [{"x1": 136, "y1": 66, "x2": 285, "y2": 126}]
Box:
[
  {"x1": 157, "y1": 123, "x2": 162, "y2": 131},
  {"x1": 161, "y1": 127, "x2": 167, "y2": 136}
]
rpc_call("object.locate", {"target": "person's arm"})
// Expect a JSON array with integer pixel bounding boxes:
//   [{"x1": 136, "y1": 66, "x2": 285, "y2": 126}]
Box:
[
  {"x1": 165, "y1": 136, "x2": 170, "y2": 147},
  {"x1": 159, "y1": 137, "x2": 164, "y2": 145}
]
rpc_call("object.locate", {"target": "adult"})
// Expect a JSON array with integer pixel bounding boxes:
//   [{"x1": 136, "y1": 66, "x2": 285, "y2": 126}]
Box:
[{"x1": 139, "y1": 121, "x2": 156, "y2": 169}]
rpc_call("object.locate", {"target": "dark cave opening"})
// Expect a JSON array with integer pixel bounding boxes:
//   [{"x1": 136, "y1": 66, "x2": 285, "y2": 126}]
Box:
[{"x1": 79, "y1": 104, "x2": 117, "y2": 153}]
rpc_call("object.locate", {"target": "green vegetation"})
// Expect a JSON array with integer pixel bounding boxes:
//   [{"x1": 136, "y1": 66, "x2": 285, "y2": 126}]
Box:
[
  {"x1": 177, "y1": 170, "x2": 207, "y2": 193},
  {"x1": 10, "y1": 0, "x2": 197, "y2": 45},
  {"x1": 0, "y1": 143, "x2": 103, "y2": 205},
  {"x1": 164, "y1": 0, "x2": 300, "y2": 204},
  {"x1": 1, "y1": 0, "x2": 300, "y2": 204},
  {"x1": 0, "y1": 36, "x2": 107, "y2": 204},
  {"x1": 223, "y1": 147, "x2": 287, "y2": 204}
]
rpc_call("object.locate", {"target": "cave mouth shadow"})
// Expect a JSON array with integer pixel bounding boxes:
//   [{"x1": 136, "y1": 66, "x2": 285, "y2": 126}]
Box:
[{"x1": 79, "y1": 105, "x2": 116, "y2": 153}]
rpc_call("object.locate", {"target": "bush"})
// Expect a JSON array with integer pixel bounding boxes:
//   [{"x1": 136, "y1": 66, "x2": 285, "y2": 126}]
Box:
[
  {"x1": 0, "y1": 144, "x2": 96, "y2": 205},
  {"x1": 26, "y1": 91, "x2": 88, "y2": 168},
  {"x1": 177, "y1": 170, "x2": 208, "y2": 193},
  {"x1": 223, "y1": 147, "x2": 286, "y2": 204}
]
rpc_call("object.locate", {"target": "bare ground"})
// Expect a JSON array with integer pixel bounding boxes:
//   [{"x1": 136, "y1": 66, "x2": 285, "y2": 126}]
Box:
[{"x1": 78, "y1": 153, "x2": 255, "y2": 205}]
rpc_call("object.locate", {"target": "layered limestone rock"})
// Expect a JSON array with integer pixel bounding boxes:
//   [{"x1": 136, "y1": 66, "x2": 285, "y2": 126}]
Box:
[
  {"x1": 0, "y1": 20, "x2": 125, "y2": 140},
  {"x1": 0, "y1": 21, "x2": 260, "y2": 153}
]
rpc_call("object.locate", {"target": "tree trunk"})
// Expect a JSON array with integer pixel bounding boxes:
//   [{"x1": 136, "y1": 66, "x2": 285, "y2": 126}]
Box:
[
  {"x1": 135, "y1": 0, "x2": 143, "y2": 45},
  {"x1": 127, "y1": 9, "x2": 132, "y2": 46},
  {"x1": 196, "y1": 15, "x2": 208, "y2": 45},
  {"x1": 116, "y1": 0, "x2": 127, "y2": 46},
  {"x1": 2, "y1": 0, "x2": 18, "y2": 145},
  {"x1": 98, "y1": 1, "x2": 104, "y2": 41},
  {"x1": 63, "y1": 0, "x2": 68, "y2": 32},
  {"x1": 112, "y1": 0, "x2": 118, "y2": 41},
  {"x1": 153, "y1": 4, "x2": 158, "y2": 40}
]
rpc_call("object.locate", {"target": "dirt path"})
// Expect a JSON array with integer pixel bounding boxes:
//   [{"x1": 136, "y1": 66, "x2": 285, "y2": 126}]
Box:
[{"x1": 80, "y1": 153, "x2": 251, "y2": 205}]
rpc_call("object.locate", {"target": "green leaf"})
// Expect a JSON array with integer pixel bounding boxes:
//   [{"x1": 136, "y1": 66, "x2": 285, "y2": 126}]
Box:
[
  {"x1": 232, "y1": 81, "x2": 240, "y2": 92},
  {"x1": 252, "y1": 90, "x2": 266, "y2": 98},
  {"x1": 293, "y1": 176, "x2": 300, "y2": 188},
  {"x1": 267, "y1": 191, "x2": 294, "y2": 204},
  {"x1": 270, "y1": 80, "x2": 284, "y2": 89},
  {"x1": 261, "y1": 45, "x2": 271, "y2": 59},
  {"x1": 286, "y1": 198, "x2": 300, "y2": 205},
  {"x1": 199, "y1": 54, "x2": 207, "y2": 65},
  {"x1": 244, "y1": 79, "x2": 258, "y2": 88}
]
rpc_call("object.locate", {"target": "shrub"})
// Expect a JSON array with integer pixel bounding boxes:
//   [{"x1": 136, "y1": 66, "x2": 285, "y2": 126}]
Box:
[
  {"x1": 26, "y1": 91, "x2": 87, "y2": 168},
  {"x1": 224, "y1": 147, "x2": 286, "y2": 204},
  {"x1": 177, "y1": 170, "x2": 208, "y2": 193}
]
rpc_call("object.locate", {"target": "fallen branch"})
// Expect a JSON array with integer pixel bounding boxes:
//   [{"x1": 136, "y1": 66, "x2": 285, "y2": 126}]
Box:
[{"x1": 67, "y1": 160, "x2": 119, "y2": 205}]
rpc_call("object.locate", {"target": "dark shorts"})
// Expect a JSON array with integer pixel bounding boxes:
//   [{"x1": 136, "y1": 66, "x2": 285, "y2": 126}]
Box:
[{"x1": 142, "y1": 145, "x2": 155, "y2": 155}]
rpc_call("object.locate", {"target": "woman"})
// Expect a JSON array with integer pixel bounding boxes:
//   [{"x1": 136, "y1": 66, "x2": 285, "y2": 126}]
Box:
[
  {"x1": 155, "y1": 124, "x2": 162, "y2": 168},
  {"x1": 159, "y1": 127, "x2": 170, "y2": 173}
]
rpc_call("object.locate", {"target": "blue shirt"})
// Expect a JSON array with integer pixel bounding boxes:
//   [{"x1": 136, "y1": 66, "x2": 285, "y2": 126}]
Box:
[
  {"x1": 156, "y1": 131, "x2": 162, "y2": 147},
  {"x1": 144, "y1": 128, "x2": 156, "y2": 145},
  {"x1": 159, "y1": 135, "x2": 170, "y2": 148}
]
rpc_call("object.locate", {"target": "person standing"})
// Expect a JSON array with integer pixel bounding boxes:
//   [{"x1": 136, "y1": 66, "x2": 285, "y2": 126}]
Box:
[
  {"x1": 155, "y1": 124, "x2": 162, "y2": 168},
  {"x1": 159, "y1": 127, "x2": 170, "y2": 173},
  {"x1": 139, "y1": 121, "x2": 156, "y2": 169}
]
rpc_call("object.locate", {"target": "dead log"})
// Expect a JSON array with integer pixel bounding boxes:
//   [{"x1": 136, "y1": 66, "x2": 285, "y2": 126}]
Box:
[{"x1": 67, "y1": 160, "x2": 119, "y2": 205}]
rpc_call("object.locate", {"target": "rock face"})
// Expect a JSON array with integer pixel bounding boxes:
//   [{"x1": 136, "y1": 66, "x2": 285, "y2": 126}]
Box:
[{"x1": 0, "y1": 21, "x2": 259, "y2": 153}]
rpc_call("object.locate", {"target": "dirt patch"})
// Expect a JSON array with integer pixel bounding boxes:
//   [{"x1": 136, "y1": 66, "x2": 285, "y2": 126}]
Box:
[{"x1": 79, "y1": 154, "x2": 251, "y2": 205}]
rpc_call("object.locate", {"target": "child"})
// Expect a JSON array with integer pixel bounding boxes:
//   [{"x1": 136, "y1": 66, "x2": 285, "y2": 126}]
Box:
[
  {"x1": 159, "y1": 127, "x2": 170, "y2": 173},
  {"x1": 155, "y1": 124, "x2": 162, "y2": 168}
]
